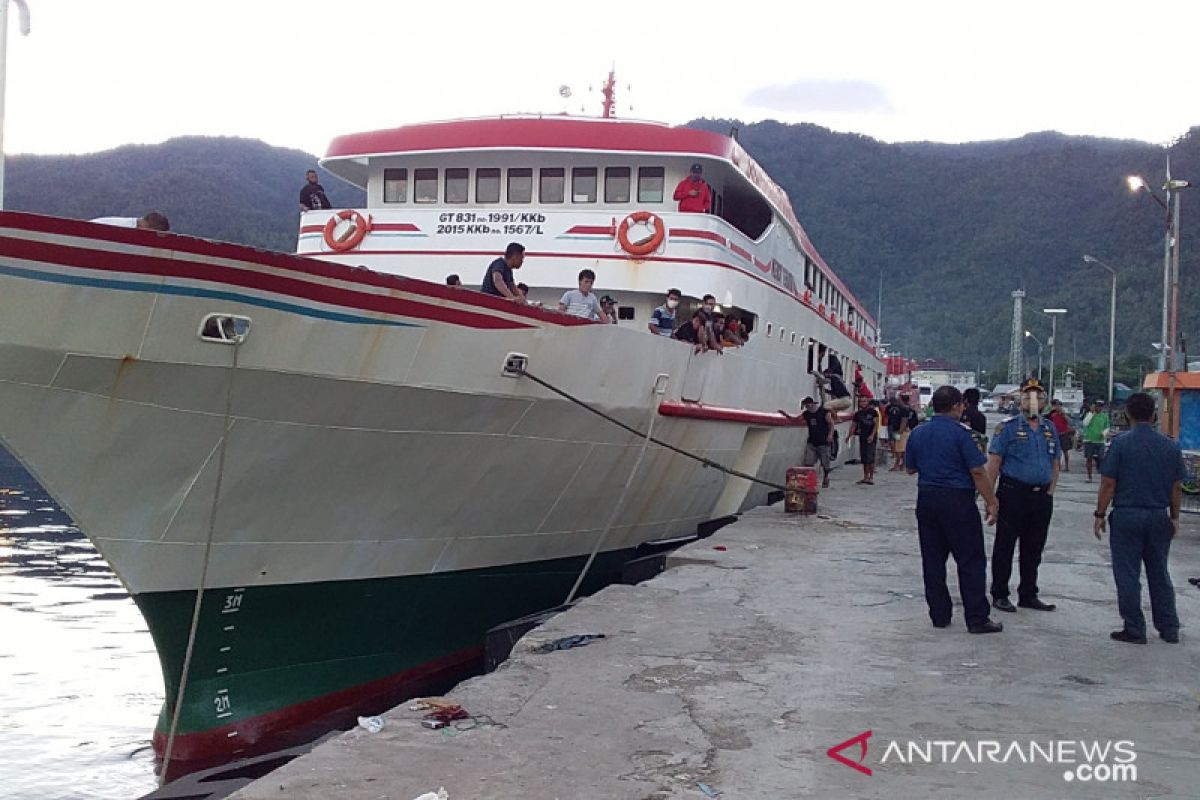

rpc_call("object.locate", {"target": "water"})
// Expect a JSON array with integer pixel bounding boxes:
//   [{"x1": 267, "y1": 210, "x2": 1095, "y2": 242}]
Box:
[{"x1": 0, "y1": 449, "x2": 161, "y2": 800}]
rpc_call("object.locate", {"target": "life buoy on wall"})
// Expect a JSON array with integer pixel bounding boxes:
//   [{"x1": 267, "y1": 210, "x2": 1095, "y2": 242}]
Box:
[
  {"x1": 616, "y1": 211, "x2": 666, "y2": 257},
  {"x1": 322, "y1": 210, "x2": 371, "y2": 252}
]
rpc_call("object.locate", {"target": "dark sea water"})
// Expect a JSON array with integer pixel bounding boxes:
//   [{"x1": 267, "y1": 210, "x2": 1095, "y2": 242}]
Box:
[{"x1": 0, "y1": 448, "x2": 161, "y2": 800}]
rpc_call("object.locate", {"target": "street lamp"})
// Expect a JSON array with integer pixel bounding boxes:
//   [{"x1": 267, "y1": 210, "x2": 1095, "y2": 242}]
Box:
[
  {"x1": 0, "y1": 0, "x2": 32, "y2": 209},
  {"x1": 1042, "y1": 309, "x2": 1067, "y2": 400},
  {"x1": 1024, "y1": 330, "x2": 1043, "y2": 381},
  {"x1": 1128, "y1": 165, "x2": 1192, "y2": 436},
  {"x1": 1082, "y1": 255, "x2": 1117, "y2": 405}
]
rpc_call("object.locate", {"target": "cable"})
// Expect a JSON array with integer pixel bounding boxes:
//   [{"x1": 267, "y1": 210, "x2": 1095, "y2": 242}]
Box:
[
  {"x1": 515, "y1": 367, "x2": 786, "y2": 492},
  {"x1": 564, "y1": 391, "x2": 659, "y2": 606},
  {"x1": 160, "y1": 342, "x2": 240, "y2": 783}
]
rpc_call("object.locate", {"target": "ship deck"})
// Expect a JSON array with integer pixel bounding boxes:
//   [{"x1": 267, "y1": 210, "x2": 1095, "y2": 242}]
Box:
[{"x1": 228, "y1": 464, "x2": 1200, "y2": 799}]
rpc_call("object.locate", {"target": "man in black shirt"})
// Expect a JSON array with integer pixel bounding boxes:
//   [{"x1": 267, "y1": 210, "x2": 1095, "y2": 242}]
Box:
[
  {"x1": 960, "y1": 387, "x2": 989, "y2": 454},
  {"x1": 799, "y1": 396, "x2": 835, "y2": 488},
  {"x1": 481, "y1": 242, "x2": 527, "y2": 302},
  {"x1": 298, "y1": 170, "x2": 332, "y2": 212},
  {"x1": 848, "y1": 396, "x2": 880, "y2": 485},
  {"x1": 672, "y1": 309, "x2": 711, "y2": 351}
]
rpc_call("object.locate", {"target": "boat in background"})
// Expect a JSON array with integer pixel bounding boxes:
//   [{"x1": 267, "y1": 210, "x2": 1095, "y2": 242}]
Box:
[{"x1": 0, "y1": 74, "x2": 881, "y2": 776}]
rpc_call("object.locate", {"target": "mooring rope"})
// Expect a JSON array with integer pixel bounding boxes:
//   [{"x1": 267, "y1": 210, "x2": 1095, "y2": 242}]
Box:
[
  {"x1": 160, "y1": 343, "x2": 240, "y2": 783},
  {"x1": 564, "y1": 389, "x2": 660, "y2": 606},
  {"x1": 515, "y1": 367, "x2": 787, "y2": 492}
]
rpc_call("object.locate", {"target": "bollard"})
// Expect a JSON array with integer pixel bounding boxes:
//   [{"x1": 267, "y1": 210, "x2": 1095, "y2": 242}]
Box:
[{"x1": 784, "y1": 466, "x2": 819, "y2": 514}]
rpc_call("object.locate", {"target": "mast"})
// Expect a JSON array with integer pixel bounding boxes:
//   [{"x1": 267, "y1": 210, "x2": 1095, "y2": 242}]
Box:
[{"x1": 600, "y1": 69, "x2": 616, "y2": 119}]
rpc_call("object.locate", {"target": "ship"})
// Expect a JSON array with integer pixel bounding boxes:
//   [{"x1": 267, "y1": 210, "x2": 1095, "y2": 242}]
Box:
[{"x1": 0, "y1": 76, "x2": 881, "y2": 774}]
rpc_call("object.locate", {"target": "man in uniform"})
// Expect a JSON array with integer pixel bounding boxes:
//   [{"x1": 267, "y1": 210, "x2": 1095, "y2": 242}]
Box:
[
  {"x1": 905, "y1": 386, "x2": 1002, "y2": 633},
  {"x1": 1094, "y1": 392, "x2": 1186, "y2": 644},
  {"x1": 987, "y1": 377, "x2": 1060, "y2": 613}
]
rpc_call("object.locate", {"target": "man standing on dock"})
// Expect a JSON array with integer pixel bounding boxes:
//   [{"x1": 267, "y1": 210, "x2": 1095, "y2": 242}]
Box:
[
  {"x1": 905, "y1": 386, "x2": 1002, "y2": 633},
  {"x1": 987, "y1": 378, "x2": 1059, "y2": 614},
  {"x1": 1093, "y1": 392, "x2": 1185, "y2": 644}
]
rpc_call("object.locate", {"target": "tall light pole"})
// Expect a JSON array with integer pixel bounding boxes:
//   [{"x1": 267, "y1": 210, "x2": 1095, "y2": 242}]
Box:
[
  {"x1": 1128, "y1": 166, "x2": 1191, "y2": 436},
  {"x1": 1082, "y1": 255, "x2": 1117, "y2": 405},
  {"x1": 1024, "y1": 330, "x2": 1043, "y2": 381},
  {"x1": 1043, "y1": 308, "x2": 1067, "y2": 400},
  {"x1": 0, "y1": 0, "x2": 30, "y2": 210}
]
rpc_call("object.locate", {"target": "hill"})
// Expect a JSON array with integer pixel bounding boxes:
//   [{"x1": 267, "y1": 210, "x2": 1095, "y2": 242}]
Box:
[
  {"x1": 6, "y1": 137, "x2": 363, "y2": 253},
  {"x1": 687, "y1": 119, "x2": 1200, "y2": 374},
  {"x1": 8, "y1": 126, "x2": 1199, "y2": 374}
]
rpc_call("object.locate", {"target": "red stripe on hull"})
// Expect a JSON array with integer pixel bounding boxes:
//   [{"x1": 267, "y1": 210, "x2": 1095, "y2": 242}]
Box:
[
  {"x1": 658, "y1": 400, "x2": 857, "y2": 426},
  {"x1": 0, "y1": 211, "x2": 591, "y2": 329},
  {"x1": 669, "y1": 228, "x2": 727, "y2": 245},
  {"x1": 658, "y1": 400, "x2": 805, "y2": 427},
  {"x1": 563, "y1": 224, "x2": 615, "y2": 235},
  {"x1": 300, "y1": 222, "x2": 421, "y2": 234},
  {"x1": 153, "y1": 646, "x2": 482, "y2": 773}
]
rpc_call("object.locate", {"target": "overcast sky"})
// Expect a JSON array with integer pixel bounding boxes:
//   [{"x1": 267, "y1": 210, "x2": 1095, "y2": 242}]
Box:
[{"x1": 5, "y1": 0, "x2": 1198, "y2": 157}]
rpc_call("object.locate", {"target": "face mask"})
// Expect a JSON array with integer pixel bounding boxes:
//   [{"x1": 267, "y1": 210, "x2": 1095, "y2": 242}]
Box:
[
  {"x1": 666, "y1": 299, "x2": 679, "y2": 309},
  {"x1": 1021, "y1": 393, "x2": 1043, "y2": 418}
]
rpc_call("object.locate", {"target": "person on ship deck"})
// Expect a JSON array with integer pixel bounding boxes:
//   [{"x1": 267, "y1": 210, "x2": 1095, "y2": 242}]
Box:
[
  {"x1": 299, "y1": 169, "x2": 332, "y2": 212},
  {"x1": 673, "y1": 163, "x2": 712, "y2": 213},
  {"x1": 481, "y1": 242, "x2": 528, "y2": 303}
]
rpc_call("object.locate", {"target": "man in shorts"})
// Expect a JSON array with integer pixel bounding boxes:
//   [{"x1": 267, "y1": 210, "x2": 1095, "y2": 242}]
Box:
[
  {"x1": 799, "y1": 396, "x2": 835, "y2": 488},
  {"x1": 1082, "y1": 399, "x2": 1110, "y2": 483},
  {"x1": 849, "y1": 395, "x2": 880, "y2": 484},
  {"x1": 890, "y1": 393, "x2": 914, "y2": 471}
]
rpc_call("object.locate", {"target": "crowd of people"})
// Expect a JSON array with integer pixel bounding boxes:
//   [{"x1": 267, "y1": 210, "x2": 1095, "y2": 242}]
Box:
[{"x1": 860, "y1": 380, "x2": 1190, "y2": 645}]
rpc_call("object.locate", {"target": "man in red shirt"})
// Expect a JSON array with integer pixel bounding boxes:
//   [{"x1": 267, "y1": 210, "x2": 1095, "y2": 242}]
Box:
[{"x1": 673, "y1": 163, "x2": 712, "y2": 213}]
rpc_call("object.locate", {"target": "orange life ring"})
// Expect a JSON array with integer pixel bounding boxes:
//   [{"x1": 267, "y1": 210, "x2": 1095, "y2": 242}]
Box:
[
  {"x1": 322, "y1": 210, "x2": 371, "y2": 251},
  {"x1": 616, "y1": 211, "x2": 666, "y2": 257}
]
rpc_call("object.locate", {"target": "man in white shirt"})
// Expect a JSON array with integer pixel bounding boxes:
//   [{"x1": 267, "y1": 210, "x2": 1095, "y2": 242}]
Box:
[
  {"x1": 90, "y1": 212, "x2": 170, "y2": 231},
  {"x1": 558, "y1": 268, "x2": 609, "y2": 322}
]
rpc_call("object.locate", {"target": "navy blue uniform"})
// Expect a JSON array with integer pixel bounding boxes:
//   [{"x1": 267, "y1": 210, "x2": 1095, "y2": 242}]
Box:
[
  {"x1": 988, "y1": 415, "x2": 1059, "y2": 603},
  {"x1": 906, "y1": 415, "x2": 991, "y2": 627},
  {"x1": 1101, "y1": 425, "x2": 1187, "y2": 639}
]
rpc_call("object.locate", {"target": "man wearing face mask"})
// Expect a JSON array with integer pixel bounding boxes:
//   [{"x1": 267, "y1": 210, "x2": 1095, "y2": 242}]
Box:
[
  {"x1": 649, "y1": 288, "x2": 682, "y2": 336},
  {"x1": 986, "y1": 378, "x2": 1061, "y2": 613}
]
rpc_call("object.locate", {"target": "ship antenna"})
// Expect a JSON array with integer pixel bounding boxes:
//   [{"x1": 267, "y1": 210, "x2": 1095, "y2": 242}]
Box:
[{"x1": 601, "y1": 67, "x2": 616, "y2": 118}]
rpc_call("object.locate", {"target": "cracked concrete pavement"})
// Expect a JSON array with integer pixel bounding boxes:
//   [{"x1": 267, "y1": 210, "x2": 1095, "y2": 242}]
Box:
[{"x1": 232, "y1": 455, "x2": 1200, "y2": 800}]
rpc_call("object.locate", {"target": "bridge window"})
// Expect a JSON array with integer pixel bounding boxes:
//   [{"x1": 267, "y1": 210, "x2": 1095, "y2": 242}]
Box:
[
  {"x1": 507, "y1": 168, "x2": 533, "y2": 204},
  {"x1": 540, "y1": 168, "x2": 565, "y2": 203},
  {"x1": 445, "y1": 168, "x2": 469, "y2": 204},
  {"x1": 383, "y1": 168, "x2": 407, "y2": 203},
  {"x1": 414, "y1": 168, "x2": 438, "y2": 203},
  {"x1": 605, "y1": 167, "x2": 631, "y2": 203},
  {"x1": 572, "y1": 167, "x2": 597, "y2": 203},
  {"x1": 638, "y1": 167, "x2": 665, "y2": 202},
  {"x1": 476, "y1": 168, "x2": 501, "y2": 203}
]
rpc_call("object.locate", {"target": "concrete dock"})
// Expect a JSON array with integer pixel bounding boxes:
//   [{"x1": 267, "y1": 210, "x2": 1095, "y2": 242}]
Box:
[{"x1": 232, "y1": 463, "x2": 1200, "y2": 799}]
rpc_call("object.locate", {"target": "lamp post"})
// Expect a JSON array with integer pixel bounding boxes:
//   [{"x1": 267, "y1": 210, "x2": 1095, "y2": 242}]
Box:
[
  {"x1": 1128, "y1": 167, "x2": 1192, "y2": 436},
  {"x1": 0, "y1": 0, "x2": 31, "y2": 210},
  {"x1": 1024, "y1": 330, "x2": 1043, "y2": 381},
  {"x1": 1082, "y1": 255, "x2": 1117, "y2": 405},
  {"x1": 1042, "y1": 309, "x2": 1067, "y2": 400}
]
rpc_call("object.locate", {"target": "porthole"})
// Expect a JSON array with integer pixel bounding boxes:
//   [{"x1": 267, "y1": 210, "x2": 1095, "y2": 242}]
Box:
[{"x1": 766, "y1": 323, "x2": 773, "y2": 337}]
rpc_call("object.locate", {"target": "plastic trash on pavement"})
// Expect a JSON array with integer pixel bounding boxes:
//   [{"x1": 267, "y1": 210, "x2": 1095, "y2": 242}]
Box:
[
  {"x1": 412, "y1": 789, "x2": 448, "y2": 800},
  {"x1": 357, "y1": 715, "x2": 384, "y2": 733}
]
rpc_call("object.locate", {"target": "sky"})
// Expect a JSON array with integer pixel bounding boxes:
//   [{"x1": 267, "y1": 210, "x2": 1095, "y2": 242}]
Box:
[{"x1": 4, "y1": 0, "x2": 1199, "y2": 157}]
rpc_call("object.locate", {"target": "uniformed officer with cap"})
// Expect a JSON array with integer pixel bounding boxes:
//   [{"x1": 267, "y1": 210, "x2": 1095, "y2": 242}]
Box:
[{"x1": 987, "y1": 377, "x2": 1061, "y2": 613}]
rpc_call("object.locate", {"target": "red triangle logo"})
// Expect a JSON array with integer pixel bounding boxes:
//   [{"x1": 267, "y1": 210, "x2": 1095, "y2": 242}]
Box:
[{"x1": 827, "y1": 730, "x2": 873, "y2": 776}]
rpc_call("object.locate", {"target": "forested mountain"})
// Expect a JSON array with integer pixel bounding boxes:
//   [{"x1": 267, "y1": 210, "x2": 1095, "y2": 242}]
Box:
[
  {"x1": 7, "y1": 124, "x2": 1199, "y2": 374},
  {"x1": 688, "y1": 119, "x2": 1200, "y2": 374},
  {"x1": 6, "y1": 137, "x2": 363, "y2": 253}
]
